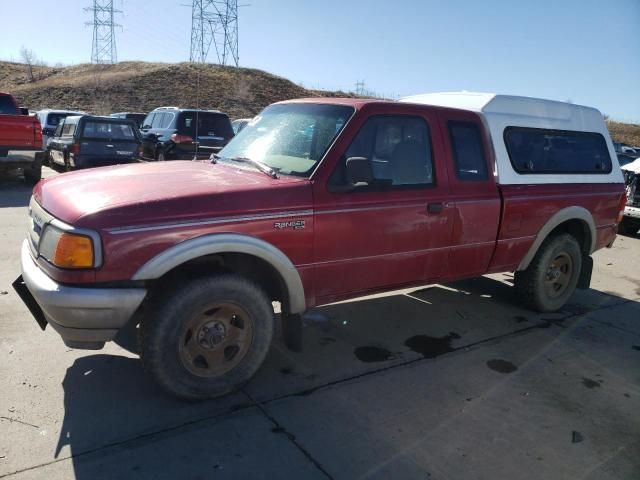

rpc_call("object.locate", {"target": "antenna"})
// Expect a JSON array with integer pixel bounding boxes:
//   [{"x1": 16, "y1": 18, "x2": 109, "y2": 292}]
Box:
[
  {"x1": 190, "y1": 0, "x2": 240, "y2": 66},
  {"x1": 85, "y1": 0, "x2": 122, "y2": 64}
]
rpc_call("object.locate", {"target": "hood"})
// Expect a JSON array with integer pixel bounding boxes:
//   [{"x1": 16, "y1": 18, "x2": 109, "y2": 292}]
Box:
[
  {"x1": 621, "y1": 158, "x2": 640, "y2": 174},
  {"x1": 34, "y1": 161, "x2": 310, "y2": 229}
]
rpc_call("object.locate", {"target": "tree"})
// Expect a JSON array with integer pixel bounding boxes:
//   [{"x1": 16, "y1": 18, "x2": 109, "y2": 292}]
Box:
[{"x1": 20, "y1": 46, "x2": 36, "y2": 82}]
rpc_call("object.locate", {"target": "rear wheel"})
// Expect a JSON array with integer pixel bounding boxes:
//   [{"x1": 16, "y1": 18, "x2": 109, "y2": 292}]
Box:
[
  {"x1": 618, "y1": 218, "x2": 640, "y2": 236},
  {"x1": 140, "y1": 274, "x2": 274, "y2": 400},
  {"x1": 24, "y1": 153, "x2": 43, "y2": 185},
  {"x1": 514, "y1": 234, "x2": 582, "y2": 312},
  {"x1": 23, "y1": 164, "x2": 41, "y2": 185},
  {"x1": 63, "y1": 153, "x2": 72, "y2": 172}
]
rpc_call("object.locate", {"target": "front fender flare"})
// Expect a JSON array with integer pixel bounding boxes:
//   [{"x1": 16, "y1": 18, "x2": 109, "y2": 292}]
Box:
[
  {"x1": 516, "y1": 206, "x2": 596, "y2": 271},
  {"x1": 132, "y1": 233, "x2": 306, "y2": 314}
]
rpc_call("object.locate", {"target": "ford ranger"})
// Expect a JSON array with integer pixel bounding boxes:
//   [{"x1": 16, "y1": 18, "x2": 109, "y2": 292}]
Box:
[
  {"x1": 0, "y1": 92, "x2": 43, "y2": 183},
  {"x1": 13, "y1": 93, "x2": 626, "y2": 399}
]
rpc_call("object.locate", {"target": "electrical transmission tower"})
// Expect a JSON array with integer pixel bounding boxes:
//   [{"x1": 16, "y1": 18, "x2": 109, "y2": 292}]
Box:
[
  {"x1": 190, "y1": 0, "x2": 239, "y2": 66},
  {"x1": 85, "y1": 1, "x2": 121, "y2": 64}
]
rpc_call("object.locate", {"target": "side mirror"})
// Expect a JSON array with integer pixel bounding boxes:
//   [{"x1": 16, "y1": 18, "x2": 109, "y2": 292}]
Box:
[
  {"x1": 345, "y1": 157, "x2": 373, "y2": 186},
  {"x1": 20, "y1": 107, "x2": 29, "y2": 115}
]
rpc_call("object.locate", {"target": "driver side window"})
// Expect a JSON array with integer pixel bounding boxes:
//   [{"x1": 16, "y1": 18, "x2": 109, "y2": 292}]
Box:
[{"x1": 329, "y1": 115, "x2": 433, "y2": 189}]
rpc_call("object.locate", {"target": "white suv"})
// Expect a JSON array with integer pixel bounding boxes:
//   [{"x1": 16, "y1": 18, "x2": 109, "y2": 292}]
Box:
[{"x1": 36, "y1": 109, "x2": 85, "y2": 147}]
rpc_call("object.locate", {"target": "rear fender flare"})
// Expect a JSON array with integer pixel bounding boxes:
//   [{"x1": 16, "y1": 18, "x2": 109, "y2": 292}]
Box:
[
  {"x1": 516, "y1": 206, "x2": 596, "y2": 271},
  {"x1": 132, "y1": 233, "x2": 306, "y2": 314}
]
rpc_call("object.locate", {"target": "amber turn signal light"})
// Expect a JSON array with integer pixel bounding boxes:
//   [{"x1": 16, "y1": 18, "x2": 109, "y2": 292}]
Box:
[{"x1": 53, "y1": 233, "x2": 94, "y2": 268}]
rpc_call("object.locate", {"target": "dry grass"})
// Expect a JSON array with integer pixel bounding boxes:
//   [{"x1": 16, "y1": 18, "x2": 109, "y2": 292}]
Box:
[
  {"x1": 1, "y1": 61, "x2": 337, "y2": 118},
  {"x1": 607, "y1": 120, "x2": 640, "y2": 147}
]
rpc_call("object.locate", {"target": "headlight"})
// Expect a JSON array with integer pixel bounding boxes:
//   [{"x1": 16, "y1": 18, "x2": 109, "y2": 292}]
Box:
[{"x1": 39, "y1": 225, "x2": 95, "y2": 269}]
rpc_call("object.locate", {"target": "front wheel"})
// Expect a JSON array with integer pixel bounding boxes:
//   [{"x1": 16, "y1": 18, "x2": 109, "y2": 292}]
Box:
[
  {"x1": 140, "y1": 274, "x2": 274, "y2": 400},
  {"x1": 514, "y1": 234, "x2": 582, "y2": 312}
]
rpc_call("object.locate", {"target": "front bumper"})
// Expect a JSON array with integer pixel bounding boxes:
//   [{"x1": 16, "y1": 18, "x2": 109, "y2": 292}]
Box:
[
  {"x1": 16, "y1": 240, "x2": 147, "y2": 349},
  {"x1": 623, "y1": 205, "x2": 640, "y2": 220},
  {"x1": 0, "y1": 150, "x2": 41, "y2": 169}
]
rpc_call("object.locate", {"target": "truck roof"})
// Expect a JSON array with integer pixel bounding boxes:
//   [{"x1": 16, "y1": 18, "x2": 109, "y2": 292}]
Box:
[
  {"x1": 400, "y1": 92, "x2": 623, "y2": 185},
  {"x1": 37, "y1": 109, "x2": 86, "y2": 114}
]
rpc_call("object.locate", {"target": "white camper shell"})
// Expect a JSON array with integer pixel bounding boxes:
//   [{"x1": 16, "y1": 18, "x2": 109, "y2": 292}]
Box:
[{"x1": 400, "y1": 92, "x2": 623, "y2": 185}]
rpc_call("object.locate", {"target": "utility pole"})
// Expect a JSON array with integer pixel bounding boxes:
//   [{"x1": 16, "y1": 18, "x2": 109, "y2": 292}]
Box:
[
  {"x1": 85, "y1": 0, "x2": 121, "y2": 64},
  {"x1": 355, "y1": 80, "x2": 365, "y2": 96},
  {"x1": 190, "y1": 0, "x2": 240, "y2": 66}
]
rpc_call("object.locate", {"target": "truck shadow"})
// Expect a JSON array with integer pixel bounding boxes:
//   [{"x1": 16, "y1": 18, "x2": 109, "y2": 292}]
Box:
[
  {"x1": 55, "y1": 275, "x2": 639, "y2": 478},
  {"x1": 0, "y1": 166, "x2": 59, "y2": 208},
  {"x1": 0, "y1": 181, "x2": 32, "y2": 208}
]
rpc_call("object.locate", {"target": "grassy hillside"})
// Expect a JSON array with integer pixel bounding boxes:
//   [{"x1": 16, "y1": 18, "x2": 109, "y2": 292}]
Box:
[
  {"x1": 607, "y1": 120, "x2": 640, "y2": 147},
  {"x1": 0, "y1": 61, "x2": 352, "y2": 119},
  {"x1": 1, "y1": 60, "x2": 638, "y2": 145}
]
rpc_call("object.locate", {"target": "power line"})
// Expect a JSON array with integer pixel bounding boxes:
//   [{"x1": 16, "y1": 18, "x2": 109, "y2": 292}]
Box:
[
  {"x1": 85, "y1": 0, "x2": 122, "y2": 64},
  {"x1": 189, "y1": 0, "x2": 240, "y2": 66}
]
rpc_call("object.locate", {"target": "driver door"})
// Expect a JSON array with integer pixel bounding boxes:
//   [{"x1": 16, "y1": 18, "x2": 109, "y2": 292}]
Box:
[{"x1": 311, "y1": 105, "x2": 454, "y2": 305}]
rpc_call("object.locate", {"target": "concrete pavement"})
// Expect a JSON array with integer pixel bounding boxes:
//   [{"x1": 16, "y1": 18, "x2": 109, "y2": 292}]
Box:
[{"x1": 1, "y1": 167, "x2": 639, "y2": 479}]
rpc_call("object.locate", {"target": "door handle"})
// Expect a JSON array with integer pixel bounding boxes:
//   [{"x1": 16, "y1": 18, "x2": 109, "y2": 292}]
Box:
[{"x1": 427, "y1": 202, "x2": 444, "y2": 214}]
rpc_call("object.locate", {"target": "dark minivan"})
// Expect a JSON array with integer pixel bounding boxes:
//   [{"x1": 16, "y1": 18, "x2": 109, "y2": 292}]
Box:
[
  {"x1": 49, "y1": 115, "x2": 142, "y2": 171},
  {"x1": 140, "y1": 107, "x2": 234, "y2": 161}
]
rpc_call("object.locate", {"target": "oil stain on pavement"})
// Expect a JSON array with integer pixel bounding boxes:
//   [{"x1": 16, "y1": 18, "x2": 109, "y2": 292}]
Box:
[
  {"x1": 354, "y1": 346, "x2": 394, "y2": 363},
  {"x1": 404, "y1": 332, "x2": 461, "y2": 359},
  {"x1": 486, "y1": 359, "x2": 518, "y2": 373},
  {"x1": 582, "y1": 377, "x2": 602, "y2": 389}
]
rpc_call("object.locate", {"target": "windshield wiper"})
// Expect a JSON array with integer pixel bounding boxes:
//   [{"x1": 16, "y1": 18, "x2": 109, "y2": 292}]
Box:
[{"x1": 225, "y1": 156, "x2": 279, "y2": 179}]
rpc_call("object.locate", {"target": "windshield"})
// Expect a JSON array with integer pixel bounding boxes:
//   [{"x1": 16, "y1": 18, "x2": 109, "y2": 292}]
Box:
[
  {"x1": 218, "y1": 103, "x2": 354, "y2": 177},
  {"x1": 47, "y1": 113, "x2": 77, "y2": 127}
]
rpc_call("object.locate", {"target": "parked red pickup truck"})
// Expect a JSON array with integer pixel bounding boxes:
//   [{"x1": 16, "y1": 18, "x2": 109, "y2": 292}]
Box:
[
  {"x1": 14, "y1": 93, "x2": 626, "y2": 399},
  {"x1": 0, "y1": 92, "x2": 43, "y2": 183}
]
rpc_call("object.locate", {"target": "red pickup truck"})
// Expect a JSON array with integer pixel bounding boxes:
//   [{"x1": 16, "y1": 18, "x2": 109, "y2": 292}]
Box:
[
  {"x1": 14, "y1": 93, "x2": 626, "y2": 399},
  {"x1": 0, "y1": 92, "x2": 43, "y2": 183}
]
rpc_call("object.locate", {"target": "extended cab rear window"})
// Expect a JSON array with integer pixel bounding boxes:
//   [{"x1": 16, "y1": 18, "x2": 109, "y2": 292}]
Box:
[
  {"x1": 180, "y1": 113, "x2": 233, "y2": 139},
  {"x1": 81, "y1": 121, "x2": 137, "y2": 140},
  {"x1": 0, "y1": 95, "x2": 18, "y2": 115},
  {"x1": 504, "y1": 127, "x2": 612, "y2": 174},
  {"x1": 449, "y1": 121, "x2": 488, "y2": 181}
]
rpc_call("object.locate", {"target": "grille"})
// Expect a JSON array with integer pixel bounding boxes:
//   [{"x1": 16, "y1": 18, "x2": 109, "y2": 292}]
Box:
[{"x1": 27, "y1": 197, "x2": 53, "y2": 257}]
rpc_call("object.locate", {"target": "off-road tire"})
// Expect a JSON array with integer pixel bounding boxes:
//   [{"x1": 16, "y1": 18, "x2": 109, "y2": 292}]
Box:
[
  {"x1": 23, "y1": 164, "x2": 41, "y2": 185},
  {"x1": 63, "y1": 153, "x2": 72, "y2": 172},
  {"x1": 514, "y1": 234, "x2": 582, "y2": 312},
  {"x1": 140, "y1": 274, "x2": 274, "y2": 400}
]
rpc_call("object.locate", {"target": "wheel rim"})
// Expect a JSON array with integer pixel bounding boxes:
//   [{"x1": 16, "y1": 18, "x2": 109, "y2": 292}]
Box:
[
  {"x1": 544, "y1": 252, "x2": 573, "y2": 299},
  {"x1": 178, "y1": 303, "x2": 254, "y2": 377}
]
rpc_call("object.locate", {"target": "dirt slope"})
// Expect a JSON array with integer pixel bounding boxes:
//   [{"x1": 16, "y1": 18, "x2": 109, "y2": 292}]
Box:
[
  {"x1": 0, "y1": 61, "x2": 351, "y2": 119},
  {"x1": 607, "y1": 121, "x2": 640, "y2": 147}
]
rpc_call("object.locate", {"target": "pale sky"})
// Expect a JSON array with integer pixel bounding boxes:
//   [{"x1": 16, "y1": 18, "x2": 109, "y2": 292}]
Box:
[{"x1": 1, "y1": 0, "x2": 638, "y2": 122}]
